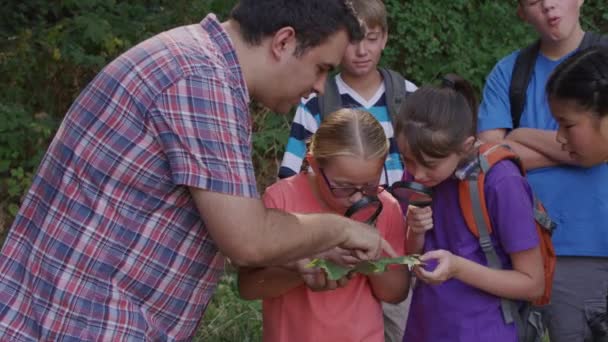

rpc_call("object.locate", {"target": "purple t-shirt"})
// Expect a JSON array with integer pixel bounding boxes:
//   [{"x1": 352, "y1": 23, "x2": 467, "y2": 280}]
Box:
[{"x1": 403, "y1": 160, "x2": 539, "y2": 342}]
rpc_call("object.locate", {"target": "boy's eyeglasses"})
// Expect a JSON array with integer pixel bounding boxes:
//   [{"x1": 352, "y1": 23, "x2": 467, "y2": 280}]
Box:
[{"x1": 319, "y1": 168, "x2": 384, "y2": 198}]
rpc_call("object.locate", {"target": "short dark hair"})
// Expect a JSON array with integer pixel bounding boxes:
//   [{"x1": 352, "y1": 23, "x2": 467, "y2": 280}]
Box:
[
  {"x1": 230, "y1": 0, "x2": 363, "y2": 56},
  {"x1": 547, "y1": 46, "x2": 608, "y2": 118},
  {"x1": 394, "y1": 74, "x2": 478, "y2": 166}
]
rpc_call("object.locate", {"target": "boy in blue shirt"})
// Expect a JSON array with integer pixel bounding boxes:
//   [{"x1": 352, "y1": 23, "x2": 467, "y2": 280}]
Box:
[{"x1": 477, "y1": 1, "x2": 608, "y2": 341}]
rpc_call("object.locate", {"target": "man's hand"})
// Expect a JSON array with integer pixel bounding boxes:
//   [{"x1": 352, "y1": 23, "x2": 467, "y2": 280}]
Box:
[
  {"x1": 315, "y1": 247, "x2": 359, "y2": 267},
  {"x1": 339, "y1": 221, "x2": 397, "y2": 261}
]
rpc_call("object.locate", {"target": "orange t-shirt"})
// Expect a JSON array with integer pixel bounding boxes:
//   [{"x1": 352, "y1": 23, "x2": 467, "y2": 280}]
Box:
[{"x1": 261, "y1": 173, "x2": 406, "y2": 342}]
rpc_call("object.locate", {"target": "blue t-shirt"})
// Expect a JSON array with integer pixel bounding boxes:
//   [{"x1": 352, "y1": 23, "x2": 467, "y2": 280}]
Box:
[{"x1": 478, "y1": 50, "x2": 608, "y2": 257}]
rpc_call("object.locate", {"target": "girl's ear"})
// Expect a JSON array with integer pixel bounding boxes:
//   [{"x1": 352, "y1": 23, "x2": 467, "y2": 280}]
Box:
[
  {"x1": 306, "y1": 153, "x2": 319, "y2": 172},
  {"x1": 516, "y1": 4, "x2": 527, "y2": 22},
  {"x1": 461, "y1": 136, "x2": 476, "y2": 153}
]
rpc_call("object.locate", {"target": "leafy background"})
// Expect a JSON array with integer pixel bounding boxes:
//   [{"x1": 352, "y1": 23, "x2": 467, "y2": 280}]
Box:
[{"x1": 1, "y1": 1, "x2": 606, "y2": 340}]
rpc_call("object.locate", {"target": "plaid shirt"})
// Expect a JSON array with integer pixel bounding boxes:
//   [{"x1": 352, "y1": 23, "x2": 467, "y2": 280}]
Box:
[{"x1": 0, "y1": 15, "x2": 257, "y2": 341}]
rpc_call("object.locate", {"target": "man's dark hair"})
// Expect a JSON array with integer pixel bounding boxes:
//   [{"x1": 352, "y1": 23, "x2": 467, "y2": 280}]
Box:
[{"x1": 230, "y1": 0, "x2": 363, "y2": 56}]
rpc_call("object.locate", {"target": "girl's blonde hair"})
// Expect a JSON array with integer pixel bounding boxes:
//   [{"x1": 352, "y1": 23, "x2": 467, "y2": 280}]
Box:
[{"x1": 309, "y1": 108, "x2": 388, "y2": 167}]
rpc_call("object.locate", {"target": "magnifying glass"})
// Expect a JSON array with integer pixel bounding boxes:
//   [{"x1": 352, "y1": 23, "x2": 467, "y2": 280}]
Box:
[
  {"x1": 388, "y1": 181, "x2": 433, "y2": 208},
  {"x1": 344, "y1": 195, "x2": 383, "y2": 225}
]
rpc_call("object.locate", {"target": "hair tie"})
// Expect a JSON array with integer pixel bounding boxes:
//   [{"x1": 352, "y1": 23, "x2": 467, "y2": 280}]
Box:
[{"x1": 441, "y1": 77, "x2": 456, "y2": 89}]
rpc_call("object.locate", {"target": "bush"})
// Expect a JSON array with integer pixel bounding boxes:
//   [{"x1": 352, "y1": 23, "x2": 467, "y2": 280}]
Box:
[{"x1": 383, "y1": 0, "x2": 607, "y2": 94}]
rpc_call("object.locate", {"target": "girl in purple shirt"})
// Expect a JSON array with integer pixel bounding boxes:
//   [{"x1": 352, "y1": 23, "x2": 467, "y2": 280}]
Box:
[{"x1": 394, "y1": 74, "x2": 545, "y2": 342}]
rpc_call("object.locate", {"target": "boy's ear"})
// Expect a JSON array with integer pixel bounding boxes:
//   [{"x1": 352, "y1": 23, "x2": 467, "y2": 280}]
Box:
[
  {"x1": 516, "y1": 4, "x2": 527, "y2": 22},
  {"x1": 381, "y1": 30, "x2": 389, "y2": 50},
  {"x1": 270, "y1": 26, "x2": 297, "y2": 61}
]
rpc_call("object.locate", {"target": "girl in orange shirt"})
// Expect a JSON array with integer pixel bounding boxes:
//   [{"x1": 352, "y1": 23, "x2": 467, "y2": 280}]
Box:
[{"x1": 238, "y1": 108, "x2": 411, "y2": 342}]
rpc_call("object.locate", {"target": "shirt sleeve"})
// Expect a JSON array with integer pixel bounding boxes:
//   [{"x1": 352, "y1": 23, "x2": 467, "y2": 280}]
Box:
[
  {"x1": 484, "y1": 160, "x2": 539, "y2": 254},
  {"x1": 150, "y1": 75, "x2": 258, "y2": 198},
  {"x1": 278, "y1": 97, "x2": 320, "y2": 179},
  {"x1": 477, "y1": 52, "x2": 519, "y2": 133},
  {"x1": 262, "y1": 183, "x2": 284, "y2": 210}
]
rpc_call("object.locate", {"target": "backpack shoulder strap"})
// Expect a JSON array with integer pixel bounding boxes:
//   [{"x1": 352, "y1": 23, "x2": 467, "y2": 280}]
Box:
[
  {"x1": 378, "y1": 68, "x2": 407, "y2": 121},
  {"x1": 509, "y1": 32, "x2": 608, "y2": 130},
  {"x1": 458, "y1": 143, "x2": 521, "y2": 239},
  {"x1": 458, "y1": 144, "x2": 523, "y2": 236},
  {"x1": 318, "y1": 75, "x2": 342, "y2": 122},
  {"x1": 457, "y1": 143, "x2": 522, "y2": 325},
  {"x1": 580, "y1": 31, "x2": 608, "y2": 49},
  {"x1": 509, "y1": 40, "x2": 541, "y2": 129}
]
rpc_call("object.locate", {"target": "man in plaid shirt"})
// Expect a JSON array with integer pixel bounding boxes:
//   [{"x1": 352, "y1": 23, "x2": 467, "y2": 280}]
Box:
[{"x1": 0, "y1": 1, "x2": 396, "y2": 340}]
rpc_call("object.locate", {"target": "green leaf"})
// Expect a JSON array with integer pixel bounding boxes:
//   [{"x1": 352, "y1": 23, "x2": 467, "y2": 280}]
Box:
[
  {"x1": 306, "y1": 255, "x2": 423, "y2": 281},
  {"x1": 355, "y1": 256, "x2": 424, "y2": 275},
  {"x1": 306, "y1": 259, "x2": 352, "y2": 280}
]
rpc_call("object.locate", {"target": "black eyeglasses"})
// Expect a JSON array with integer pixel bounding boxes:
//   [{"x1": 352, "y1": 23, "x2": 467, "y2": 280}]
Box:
[{"x1": 319, "y1": 168, "x2": 383, "y2": 198}]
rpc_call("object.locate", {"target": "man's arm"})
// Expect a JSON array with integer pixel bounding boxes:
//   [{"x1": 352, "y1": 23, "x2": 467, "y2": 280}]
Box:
[
  {"x1": 190, "y1": 188, "x2": 395, "y2": 267},
  {"x1": 478, "y1": 129, "x2": 559, "y2": 170},
  {"x1": 237, "y1": 266, "x2": 304, "y2": 300}
]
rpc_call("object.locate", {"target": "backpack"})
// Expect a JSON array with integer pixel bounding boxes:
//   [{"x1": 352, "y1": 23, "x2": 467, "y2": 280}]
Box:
[
  {"x1": 509, "y1": 32, "x2": 608, "y2": 128},
  {"x1": 457, "y1": 143, "x2": 557, "y2": 342},
  {"x1": 318, "y1": 68, "x2": 409, "y2": 122}
]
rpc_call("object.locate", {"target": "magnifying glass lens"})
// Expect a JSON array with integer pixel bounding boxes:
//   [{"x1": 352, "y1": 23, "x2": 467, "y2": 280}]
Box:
[
  {"x1": 389, "y1": 181, "x2": 433, "y2": 208},
  {"x1": 344, "y1": 196, "x2": 383, "y2": 225}
]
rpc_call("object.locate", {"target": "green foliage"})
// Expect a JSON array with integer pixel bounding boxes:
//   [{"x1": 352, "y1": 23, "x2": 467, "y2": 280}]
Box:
[
  {"x1": 382, "y1": 0, "x2": 607, "y2": 93},
  {"x1": 307, "y1": 255, "x2": 423, "y2": 281},
  {"x1": 0, "y1": 0, "x2": 238, "y2": 225},
  {"x1": 196, "y1": 273, "x2": 262, "y2": 342},
  {"x1": 251, "y1": 104, "x2": 291, "y2": 190}
]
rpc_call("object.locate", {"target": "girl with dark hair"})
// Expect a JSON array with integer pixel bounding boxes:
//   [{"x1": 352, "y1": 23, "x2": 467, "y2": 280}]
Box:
[
  {"x1": 547, "y1": 46, "x2": 608, "y2": 167},
  {"x1": 395, "y1": 74, "x2": 544, "y2": 342}
]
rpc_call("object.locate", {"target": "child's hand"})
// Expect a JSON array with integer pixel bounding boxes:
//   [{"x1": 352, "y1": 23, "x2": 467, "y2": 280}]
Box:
[
  {"x1": 286, "y1": 258, "x2": 352, "y2": 291},
  {"x1": 314, "y1": 247, "x2": 359, "y2": 267},
  {"x1": 407, "y1": 205, "x2": 433, "y2": 235},
  {"x1": 301, "y1": 271, "x2": 353, "y2": 292},
  {"x1": 414, "y1": 249, "x2": 461, "y2": 285}
]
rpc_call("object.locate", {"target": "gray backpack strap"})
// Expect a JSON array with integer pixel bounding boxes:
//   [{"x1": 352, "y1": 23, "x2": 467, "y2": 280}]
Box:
[
  {"x1": 378, "y1": 68, "x2": 407, "y2": 120},
  {"x1": 467, "y1": 171, "x2": 531, "y2": 342},
  {"x1": 466, "y1": 175, "x2": 514, "y2": 325},
  {"x1": 318, "y1": 75, "x2": 342, "y2": 122}
]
